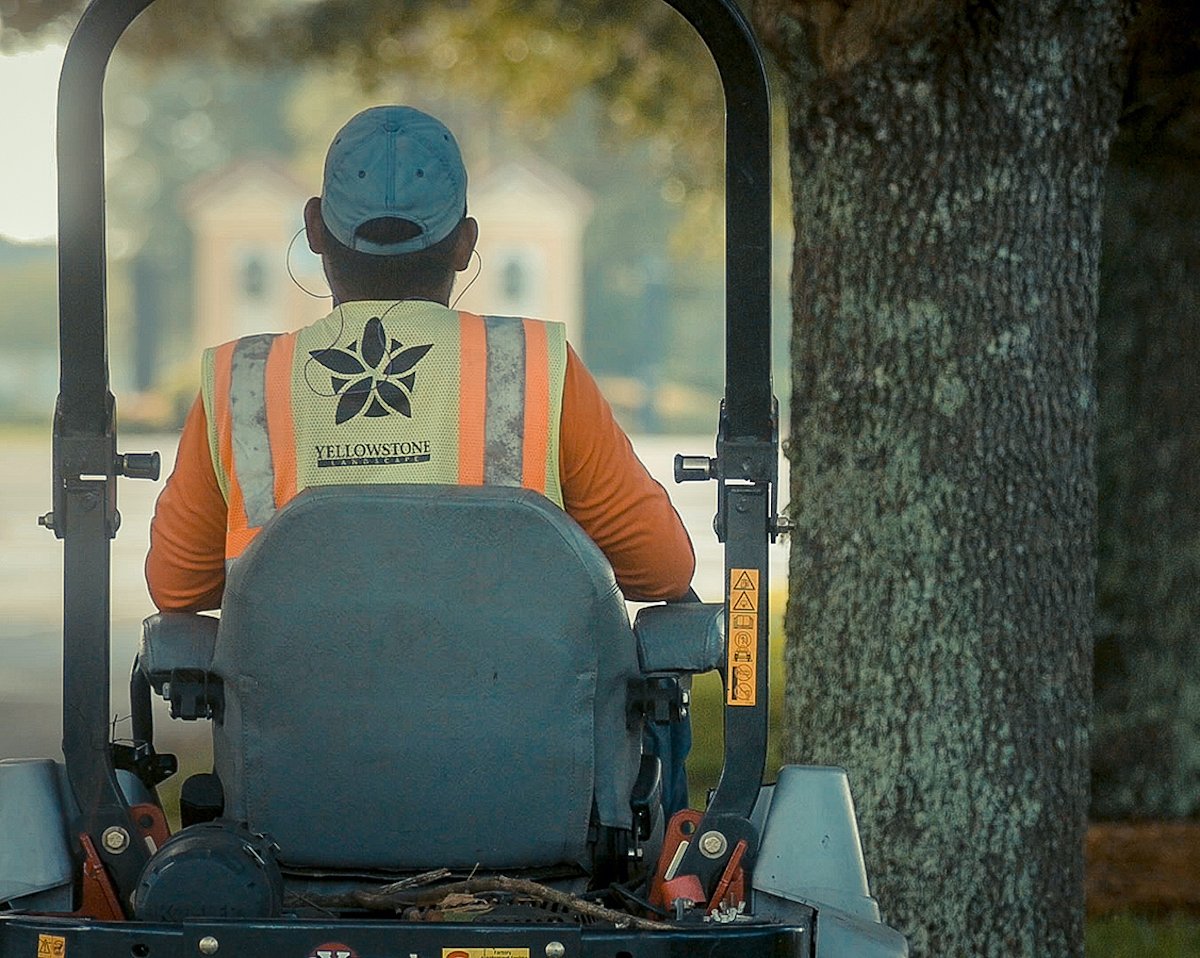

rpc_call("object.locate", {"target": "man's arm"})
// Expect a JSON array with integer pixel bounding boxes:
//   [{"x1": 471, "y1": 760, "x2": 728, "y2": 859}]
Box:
[
  {"x1": 145, "y1": 394, "x2": 228, "y2": 612},
  {"x1": 559, "y1": 346, "x2": 695, "y2": 601}
]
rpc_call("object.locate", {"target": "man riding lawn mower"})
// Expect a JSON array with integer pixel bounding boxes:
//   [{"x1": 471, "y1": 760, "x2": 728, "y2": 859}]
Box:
[{"x1": 0, "y1": 0, "x2": 907, "y2": 955}]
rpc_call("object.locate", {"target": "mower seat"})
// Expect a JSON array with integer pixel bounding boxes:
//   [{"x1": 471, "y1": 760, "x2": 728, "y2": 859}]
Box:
[{"x1": 149, "y1": 484, "x2": 646, "y2": 876}]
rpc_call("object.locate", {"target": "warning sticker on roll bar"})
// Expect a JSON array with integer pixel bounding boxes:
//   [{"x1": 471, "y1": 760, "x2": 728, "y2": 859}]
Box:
[
  {"x1": 36, "y1": 936, "x2": 66, "y2": 958},
  {"x1": 727, "y1": 569, "x2": 759, "y2": 706}
]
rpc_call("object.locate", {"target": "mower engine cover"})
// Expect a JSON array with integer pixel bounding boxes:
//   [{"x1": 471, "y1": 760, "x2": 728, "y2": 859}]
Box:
[{"x1": 132, "y1": 820, "x2": 283, "y2": 921}]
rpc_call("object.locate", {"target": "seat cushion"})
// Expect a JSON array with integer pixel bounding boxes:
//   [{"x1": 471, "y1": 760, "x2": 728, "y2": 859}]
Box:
[{"x1": 212, "y1": 485, "x2": 640, "y2": 872}]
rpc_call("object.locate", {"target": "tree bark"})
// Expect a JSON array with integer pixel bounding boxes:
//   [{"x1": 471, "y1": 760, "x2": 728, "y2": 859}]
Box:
[
  {"x1": 1093, "y1": 135, "x2": 1200, "y2": 820},
  {"x1": 753, "y1": 1, "x2": 1127, "y2": 953}
]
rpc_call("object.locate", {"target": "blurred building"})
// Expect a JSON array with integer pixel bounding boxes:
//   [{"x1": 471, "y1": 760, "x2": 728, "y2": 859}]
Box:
[
  {"x1": 184, "y1": 157, "x2": 328, "y2": 350},
  {"x1": 183, "y1": 154, "x2": 591, "y2": 352},
  {"x1": 453, "y1": 158, "x2": 592, "y2": 352}
]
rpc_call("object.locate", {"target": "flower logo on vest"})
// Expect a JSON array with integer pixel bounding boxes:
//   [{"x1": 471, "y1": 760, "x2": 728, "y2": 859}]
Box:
[{"x1": 309, "y1": 316, "x2": 433, "y2": 424}]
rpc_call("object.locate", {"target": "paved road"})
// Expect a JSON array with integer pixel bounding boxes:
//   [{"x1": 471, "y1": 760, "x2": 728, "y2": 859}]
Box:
[{"x1": 0, "y1": 432, "x2": 788, "y2": 760}]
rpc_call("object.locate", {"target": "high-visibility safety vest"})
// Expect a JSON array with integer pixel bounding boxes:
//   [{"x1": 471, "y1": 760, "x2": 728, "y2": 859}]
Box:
[{"x1": 202, "y1": 301, "x2": 568, "y2": 561}]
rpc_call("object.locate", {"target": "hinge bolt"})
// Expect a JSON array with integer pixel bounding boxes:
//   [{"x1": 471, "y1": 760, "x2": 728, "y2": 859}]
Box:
[
  {"x1": 545, "y1": 942, "x2": 566, "y2": 958},
  {"x1": 101, "y1": 826, "x2": 130, "y2": 854},
  {"x1": 198, "y1": 936, "x2": 220, "y2": 955},
  {"x1": 699, "y1": 830, "x2": 728, "y2": 859}
]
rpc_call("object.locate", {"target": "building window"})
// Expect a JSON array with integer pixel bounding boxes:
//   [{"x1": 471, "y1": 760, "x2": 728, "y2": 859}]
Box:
[
  {"x1": 241, "y1": 253, "x2": 268, "y2": 301},
  {"x1": 503, "y1": 257, "x2": 527, "y2": 302},
  {"x1": 496, "y1": 247, "x2": 545, "y2": 316}
]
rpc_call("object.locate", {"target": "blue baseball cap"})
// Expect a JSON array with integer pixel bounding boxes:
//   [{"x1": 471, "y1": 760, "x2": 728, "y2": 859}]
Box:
[{"x1": 320, "y1": 106, "x2": 468, "y2": 256}]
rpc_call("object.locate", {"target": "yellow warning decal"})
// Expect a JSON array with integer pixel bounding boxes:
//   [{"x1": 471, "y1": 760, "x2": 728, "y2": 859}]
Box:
[
  {"x1": 727, "y1": 568, "x2": 760, "y2": 707},
  {"x1": 37, "y1": 936, "x2": 66, "y2": 958},
  {"x1": 442, "y1": 950, "x2": 531, "y2": 958}
]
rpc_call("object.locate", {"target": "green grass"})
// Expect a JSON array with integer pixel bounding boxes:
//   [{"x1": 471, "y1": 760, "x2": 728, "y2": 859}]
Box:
[{"x1": 1087, "y1": 914, "x2": 1200, "y2": 957}]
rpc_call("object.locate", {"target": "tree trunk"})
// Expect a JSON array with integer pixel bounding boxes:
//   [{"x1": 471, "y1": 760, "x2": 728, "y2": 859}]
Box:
[
  {"x1": 753, "y1": 2, "x2": 1127, "y2": 953},
  {"x1": 1093, "y1": 135, "x2": 1200, "y2": 820}
]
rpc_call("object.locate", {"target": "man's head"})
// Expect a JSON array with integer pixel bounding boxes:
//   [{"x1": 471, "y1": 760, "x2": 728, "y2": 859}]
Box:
[{"x1": 305, "y1": 106, "x2": 478, "y2": 305}]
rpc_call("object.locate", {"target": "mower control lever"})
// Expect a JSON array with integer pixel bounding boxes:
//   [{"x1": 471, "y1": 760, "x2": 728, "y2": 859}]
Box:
[
  {"x1": 674, "y1": 454, "x2": 716, "y2": 482},
  {"x1": 116, "y1": 451, "x2": 161, "y2": 481}
]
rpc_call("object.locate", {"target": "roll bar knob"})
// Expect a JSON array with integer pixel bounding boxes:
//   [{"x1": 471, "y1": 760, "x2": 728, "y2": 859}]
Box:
[
  {"x1": 674, "y1": 454, "x2": 717, "y2": 483},
  {"x1": 117, "y1": 451, "x2": 161, "y2": 481}
]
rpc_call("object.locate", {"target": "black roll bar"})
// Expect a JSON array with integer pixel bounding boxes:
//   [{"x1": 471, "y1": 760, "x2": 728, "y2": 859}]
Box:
[
  {"x1": 52, "y1": 0, "x2": 163, "y2": 906},
  {"x1": 52, "y1": 0, "x2": 774, "y2": 909}
]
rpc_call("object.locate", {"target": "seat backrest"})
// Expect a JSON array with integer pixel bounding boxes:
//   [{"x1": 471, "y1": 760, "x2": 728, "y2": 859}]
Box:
[{"x1": 211, "y1": 484, "x2": 641, "y2": 873}]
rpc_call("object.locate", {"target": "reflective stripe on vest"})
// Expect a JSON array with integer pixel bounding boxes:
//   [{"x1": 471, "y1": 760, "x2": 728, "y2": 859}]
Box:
[
  {"x1": 229, "y1": 333, "x2": 278, "y2": 528},
  {"x1": 203, "y1": 306, "x2": 566, "y2": 561}
]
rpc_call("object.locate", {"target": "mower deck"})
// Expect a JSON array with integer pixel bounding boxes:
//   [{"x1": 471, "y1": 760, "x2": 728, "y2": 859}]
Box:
[{"x1": 1, "y1": 914, "x2": 813, "y2": 958}]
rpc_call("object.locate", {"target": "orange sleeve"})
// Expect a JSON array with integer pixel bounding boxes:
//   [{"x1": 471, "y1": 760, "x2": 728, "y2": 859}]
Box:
[
  {"x1": 145, "y1": 394, "x2": 228, "y2": 612},
  {"x1": 559, "y1": 345, "x2": 695, "y2": 601}
]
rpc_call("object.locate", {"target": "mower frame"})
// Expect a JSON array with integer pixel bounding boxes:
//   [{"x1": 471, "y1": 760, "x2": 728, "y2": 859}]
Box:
[{"x1": 6, "y1": 0, "x2": 803, "y2": 953}]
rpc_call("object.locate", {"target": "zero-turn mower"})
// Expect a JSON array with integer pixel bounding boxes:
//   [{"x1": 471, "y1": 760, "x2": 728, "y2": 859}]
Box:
[{"x1": 0, "y1": 0, "x2": 907, "y2": 955}]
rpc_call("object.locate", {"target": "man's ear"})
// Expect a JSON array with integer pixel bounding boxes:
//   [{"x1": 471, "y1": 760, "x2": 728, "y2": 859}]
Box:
[
  {"x1": 304, "y1": 197, "x2": 327, "y2": 254},
  {"x1": 453, "y1": 217, "x2": 479, "y2": 271}
]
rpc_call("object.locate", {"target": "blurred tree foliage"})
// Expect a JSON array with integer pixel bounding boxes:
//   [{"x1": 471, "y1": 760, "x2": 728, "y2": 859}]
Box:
[
  {"x1": 0, "y1": 0, "x2": 79, "y2": 42},
  {"x1": 2, "y1": 0, "x2": 722, "y2": 204}
]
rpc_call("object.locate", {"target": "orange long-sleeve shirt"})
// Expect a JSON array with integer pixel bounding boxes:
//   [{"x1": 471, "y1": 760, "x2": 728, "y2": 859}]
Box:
[{"x1": 146, "y1": 343, "x2": 694, "y2": 610}]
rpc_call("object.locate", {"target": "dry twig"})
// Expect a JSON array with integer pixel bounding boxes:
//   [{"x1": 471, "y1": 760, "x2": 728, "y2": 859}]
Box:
[{"x1": 358, "y1": 876, "x2": 674, "y2": 930}]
